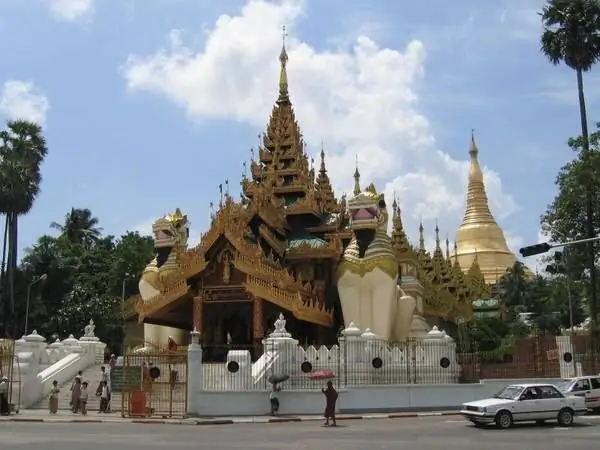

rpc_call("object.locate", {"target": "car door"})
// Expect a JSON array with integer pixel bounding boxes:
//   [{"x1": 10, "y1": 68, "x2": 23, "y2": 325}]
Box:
[
  {"x1": 587, "y1": 377, "x2": 600, "y2": 409},
  {"x1": 537, "y1": 385, "x2": 565, "y2": 419},
  {"x1": 517, "y1": 387, "x2": 546, "y2": 421}
]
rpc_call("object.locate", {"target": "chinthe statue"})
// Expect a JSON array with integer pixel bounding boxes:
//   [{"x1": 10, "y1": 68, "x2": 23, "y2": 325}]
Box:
[
  {"x1": 137, "y1": 208, "x2": 190, "y2": 347},
  {"x1": 337, "y1": 181, "x2": 416, "y2": 341}
]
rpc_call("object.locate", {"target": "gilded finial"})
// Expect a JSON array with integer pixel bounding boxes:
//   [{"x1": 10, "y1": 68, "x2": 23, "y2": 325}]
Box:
[
  {"x1": 391, "y1": 194, "x2": 398, "y2": 218},
  {"x1": 353, "y1": 156, "x2": 361, "y2": 196},
  {"x1": 445, "y1": 234, "x2": 450, "y2": 259},
  {"x1": 320, "y1": 142, "x2": 326, "y2": 172},
  {"x1": 418, "y1": 221, "x2": 425, "y2": 250},
  {"x1": 453, "y1": 241, "x2": 458, "y2": 263},
  {"x1": 469, "y1": 128, "x2": 478, "y2": 158},
  {"x1": 434, "y1": 220, "x2": 440, "y2": 246},
  {"x1": 278, "y1": 25, "x2": 289, "y2": 102}
]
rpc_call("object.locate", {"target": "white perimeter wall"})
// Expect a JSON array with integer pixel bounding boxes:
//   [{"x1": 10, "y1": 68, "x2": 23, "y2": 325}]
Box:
[{"x1": 188, "y1": 378, "x2": 564, "y2": 417}]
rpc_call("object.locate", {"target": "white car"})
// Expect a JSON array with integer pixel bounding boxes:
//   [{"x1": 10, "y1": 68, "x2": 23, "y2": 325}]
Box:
[
  {"x1": 557, "y1": 376, "x2": 600, "y2": 411},
  {"x1": 461, "y1": 383, "x2": 587, "y2": 429}
]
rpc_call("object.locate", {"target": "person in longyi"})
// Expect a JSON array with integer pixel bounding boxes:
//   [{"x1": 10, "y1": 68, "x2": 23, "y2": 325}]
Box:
[
  {"x1": 48, "y1": 380, "x2": 60, "y2": 414},
  {"x1": 322, "y1": 380, "x2": 338, "y2": 427}
]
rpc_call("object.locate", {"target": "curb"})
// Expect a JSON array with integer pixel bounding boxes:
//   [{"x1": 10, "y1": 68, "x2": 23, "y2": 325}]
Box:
[{"x1": 0, "y1": 411, "x2": 461, "y2": 425}]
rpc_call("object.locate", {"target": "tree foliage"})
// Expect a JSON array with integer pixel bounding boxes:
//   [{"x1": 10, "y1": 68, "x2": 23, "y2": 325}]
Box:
[
  {"x1": 0, "y1": 120, "x2": 48, "y2": 319},
  {"x1": 2, "y1": 210, "x2": 154, "y2": 354},
  {"x1": 541, "y1": 125, "x2": 600, "y2": 304}
]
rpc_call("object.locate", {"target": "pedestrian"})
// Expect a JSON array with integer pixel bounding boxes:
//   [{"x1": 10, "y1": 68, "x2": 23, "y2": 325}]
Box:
[
  {"x1": 70, "y1": 376, "x2": 81, "y2": 413},
  {"x1": 0, "y1": 376, "x2": 9, "y2": 415},
  {"x1": 322, "y1": 380, "x2": 338, "y2": 426},
  {"x1": 48, "y1": 380, "x2": 60, "y2": 414},
  {"x1": 96, "y1": 366, "x2": 108, "y2": 397},
  {"x1": 99, "y1": 380, "x2": 110, "y2": 413},
  {"x1": 80, "y1": 381, "x2": 89, "y2": 415},
  {"x1": 269, "y1": 383, "x2": 281, "y2": 416}
]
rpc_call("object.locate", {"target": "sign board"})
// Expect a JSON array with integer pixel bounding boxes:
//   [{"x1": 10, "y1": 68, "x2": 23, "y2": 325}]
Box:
[
  {"x1": 110, "y1": 366, "x2": 141, "y2": 392},
  {"x1": 546, "y1": 349, "x2": 559, "y2": 361}
]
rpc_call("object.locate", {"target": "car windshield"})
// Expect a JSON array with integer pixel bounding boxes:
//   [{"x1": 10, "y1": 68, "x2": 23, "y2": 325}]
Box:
[
  {"x1": 555, "y1": 379, "x2": 575, "y2": 392},
  {"x1": 494, "y1": 386, "x2": 523, "y2": 400}
]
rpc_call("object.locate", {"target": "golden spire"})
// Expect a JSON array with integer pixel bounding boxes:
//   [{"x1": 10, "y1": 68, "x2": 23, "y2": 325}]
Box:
[
  {"x1": 434, "y1": 221, "x2": 440, "y2": 248},
  {"x1": 316, "y1": 143, "x2": 338, "y2": 212},
  {"x1": 418, "y1": 221, "x2": 425, "y2": 250},
  {"x1": 445, "y1": 234, "x2": 450, "y2": 260},
  {"x1": 278, "y1": 25, "x2": 289, "y2": 103},
  {"x1": 454, "y1": 130, "x2": 516, "y2": 284},
  {"x1": 353, "y1": 157, "x2": 361, "y2": 196},
  {"x1": 462, "y1": 130, "x2": 494, "y2": 225}
]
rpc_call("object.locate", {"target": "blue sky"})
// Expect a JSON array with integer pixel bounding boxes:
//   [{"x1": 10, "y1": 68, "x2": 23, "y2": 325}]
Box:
[{"x1": 1, "y1": 0, "x2": 598, "y2": 270}]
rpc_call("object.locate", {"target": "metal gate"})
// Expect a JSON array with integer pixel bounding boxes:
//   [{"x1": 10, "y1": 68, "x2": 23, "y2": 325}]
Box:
[
  {"x1": 119, "y1": 341, "x2": 188, "y2": 418},
  {"x1": 0, "y1": 339, "x2": 16, "y2": 413}
]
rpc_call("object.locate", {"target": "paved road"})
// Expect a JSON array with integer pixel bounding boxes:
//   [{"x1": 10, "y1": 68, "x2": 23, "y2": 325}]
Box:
[{"x1": 1, "y1": 416, "x2": 599, "y2": 449}]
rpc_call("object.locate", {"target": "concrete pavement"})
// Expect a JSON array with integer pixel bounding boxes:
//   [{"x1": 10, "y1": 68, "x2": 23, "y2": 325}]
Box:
[{"x1": 1, "y1": 415, "x2": 600, "y2": 449}]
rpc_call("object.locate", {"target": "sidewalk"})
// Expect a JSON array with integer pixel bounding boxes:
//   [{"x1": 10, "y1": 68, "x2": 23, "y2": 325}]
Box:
[{"x1": 0, "y1": 409, "x2": 462, "y2": 425}]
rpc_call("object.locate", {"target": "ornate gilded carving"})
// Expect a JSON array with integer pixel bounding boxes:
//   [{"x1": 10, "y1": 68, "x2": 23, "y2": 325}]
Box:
[
  {"x1": 218, "y1": 250, "x2": 233, "y2": 284},
  {"x1": 244, "y1": 276, "x2": 332, "y2": 327},
  {"x1": 258, "y1": 224, "x2": 286, "y2": 255},
  {"x1": 136, "y1": 278, "x2": 189, "y2": 322}
]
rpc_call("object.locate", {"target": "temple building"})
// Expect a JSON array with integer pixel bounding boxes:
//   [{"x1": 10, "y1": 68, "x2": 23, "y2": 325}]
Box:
[{"x1": 122, "y1": 38, "x2": 520, "y2": 352}]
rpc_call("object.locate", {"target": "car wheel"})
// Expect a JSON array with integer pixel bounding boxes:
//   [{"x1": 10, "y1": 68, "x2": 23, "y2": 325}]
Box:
[
  {"x1": 495, "y1": 410, "x2": 513, "y2": 429},
  {"x1": 557, "y1": 408, "x2": 574, "y2": 427}
]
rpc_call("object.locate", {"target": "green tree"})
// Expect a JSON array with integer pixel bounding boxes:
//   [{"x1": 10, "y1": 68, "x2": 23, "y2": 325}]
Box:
[
  {"x1": 11, "y1": 210, "x2": 154, "y2": 352},
  {"x1": 541, "y1": 126, "x2": 600, "y2": 338},
  {"x1": 540, "y1": 0, "x2": 600, "y2": 342},
  {"x1": 50, "y1": 208, "x2": 102, "y2": 248},
  {"x1": 0, "y1": 120, "x2": 48, "y2": 325}
]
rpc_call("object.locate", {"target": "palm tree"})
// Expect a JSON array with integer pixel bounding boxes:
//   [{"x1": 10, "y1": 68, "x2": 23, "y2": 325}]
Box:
[
  {"x1": 0, "y1": 120, "x2": 48, "y2": 317},
  {"x1": 540, "y1": 0, "x2": 600, "y2": 346},
  {"x1": 50, "y1": 208, "x2": 102, "y2": 248}
]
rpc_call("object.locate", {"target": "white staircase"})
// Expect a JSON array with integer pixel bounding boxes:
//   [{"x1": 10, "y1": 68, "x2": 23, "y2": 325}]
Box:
[{"x1": 32, "y1": 364, "x2": 122, "y2": 412}]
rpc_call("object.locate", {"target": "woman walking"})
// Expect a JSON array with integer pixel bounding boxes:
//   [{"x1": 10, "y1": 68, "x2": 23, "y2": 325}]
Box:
[
  {"x1": 322, "y1": 380, "x2": 338, "y2": 427},
  {"x1": 48, "y1": 380, "x2": 59, "y2": 414}
]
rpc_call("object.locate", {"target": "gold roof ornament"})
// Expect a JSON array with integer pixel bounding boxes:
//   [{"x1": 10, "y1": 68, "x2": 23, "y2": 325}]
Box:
[{"x1": 454, "y1": 130, "x2": 517, "y2": 284}]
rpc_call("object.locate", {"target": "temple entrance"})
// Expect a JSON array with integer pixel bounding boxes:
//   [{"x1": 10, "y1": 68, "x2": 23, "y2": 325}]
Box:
[
  {"x1": 119, "y1": 341, "x2": 188, "y2": 418},
  {"x1": 202, "y1": 302, "x2": 253, "y2": 362}
]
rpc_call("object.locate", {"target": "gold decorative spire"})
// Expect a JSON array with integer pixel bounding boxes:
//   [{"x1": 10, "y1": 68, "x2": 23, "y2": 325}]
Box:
[
  {"x1": 316, "y1": 143, "x2": 338, "y2": 212},
  {"x1": 434, "y1": 221, "x2": 440, "y2": 247},
  {"x1": 353, "y1": 158, "x2": 361, "y2": 196},
  {"x1": 445, "y1": 235, "x2": 450, "y2": 260},
  {"x1": 454, "y1": 130, "x2": 516, "y2": 284},
  {"x1": 418, "y1": 221, "x2": 425, "y2": 250},
  {"x1": 278, "y1": 25, "x2": 289, "y2": 103}
]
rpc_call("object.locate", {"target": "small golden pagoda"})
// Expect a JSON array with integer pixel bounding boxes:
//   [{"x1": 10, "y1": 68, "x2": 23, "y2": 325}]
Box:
[{"x1": 454, "y1": 132, "x2": 517, "y2": 284}]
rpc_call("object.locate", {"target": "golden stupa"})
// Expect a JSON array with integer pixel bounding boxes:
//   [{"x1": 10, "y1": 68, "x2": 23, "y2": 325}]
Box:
[{"x1": 454, "y1": 132, "x2": 517, "y2": 284}]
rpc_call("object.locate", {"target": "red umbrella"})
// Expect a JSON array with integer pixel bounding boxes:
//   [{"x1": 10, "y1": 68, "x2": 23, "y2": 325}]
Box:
[{"x1": 309, "y1": 369, "x2": 335, "y2": 380}]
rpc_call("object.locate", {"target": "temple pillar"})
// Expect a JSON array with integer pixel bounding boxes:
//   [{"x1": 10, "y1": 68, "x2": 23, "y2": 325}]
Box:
[
  {"x1": 252, "y1": 297, "x2": 263, "y2": 359},
  {"x1": 193, "y1": 295, "x2": 203, "y2": 339}
]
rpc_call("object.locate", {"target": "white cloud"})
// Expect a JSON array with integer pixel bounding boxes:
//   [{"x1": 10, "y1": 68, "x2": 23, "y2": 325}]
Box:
[
  {"x1": 46, "y1": 0, "x2": 95, "y2": 22},
  {"x1": 131, "y1": 218, "x2": 201, "y2": 248},
  {"x1": 0, "y1": 80, "x2": 50, "y2": 125},
  {"x1": 121, "y1": 0, "x2": 517, "y2": 250}
]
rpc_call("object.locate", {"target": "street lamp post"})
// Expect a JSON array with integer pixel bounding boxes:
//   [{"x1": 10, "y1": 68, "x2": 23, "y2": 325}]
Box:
[
  {"x1": 25, "y1": 274, "x2": 47, "y2": 335},
  {"x1": 121, "y1": 273, "x2": 132, "y2": 315}
]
